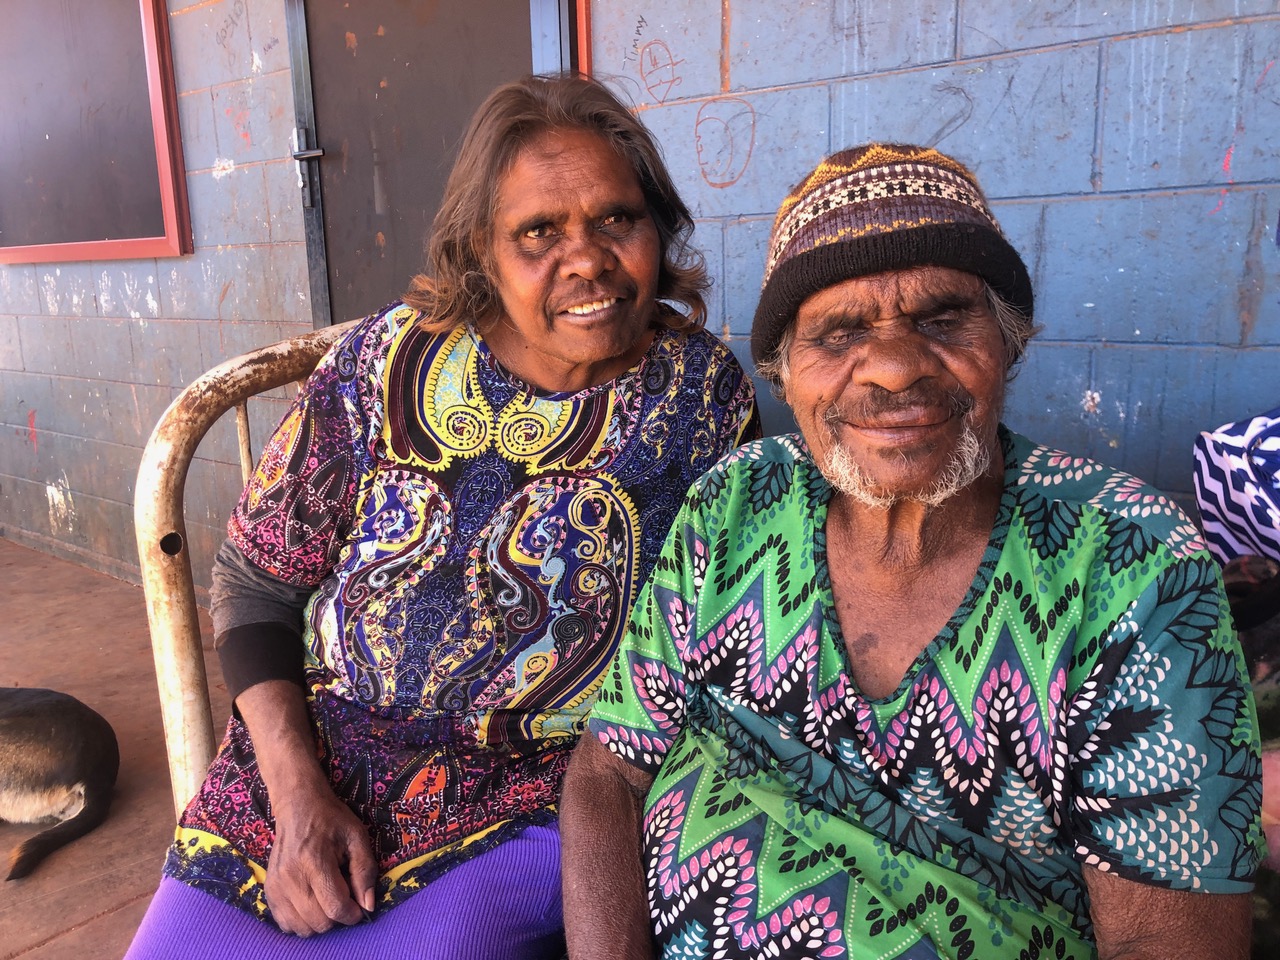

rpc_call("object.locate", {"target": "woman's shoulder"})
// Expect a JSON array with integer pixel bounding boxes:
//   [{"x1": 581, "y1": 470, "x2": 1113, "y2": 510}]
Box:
[
  {"x1": 647, "y1": 323, "x2": 755, "y2": 409},
  {"x1": 330, "y1": 301, "x2": 459, "y2": 376},
  {"x1": 653, "y1": 321, "x2": 743, "y2": 368},
  {"x1": 345, "y1": 300, "x2": 434, "y2": 346}
]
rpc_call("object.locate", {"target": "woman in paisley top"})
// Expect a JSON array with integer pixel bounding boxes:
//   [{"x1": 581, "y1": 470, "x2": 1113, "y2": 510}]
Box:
[{"x1": 125, "y1": 75, "x2": 759, "y2": 960}]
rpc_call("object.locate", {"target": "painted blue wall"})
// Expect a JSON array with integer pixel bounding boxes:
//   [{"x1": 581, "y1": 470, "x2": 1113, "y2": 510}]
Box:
[
  {"x1": 592, "y1": 1, "x2": 1280, "y2": 501},
  {"x1": 0, "y1": 0, "x2": 310, "y2": 585},
  {"x1": 0, "y1": 0, "x2": 1275, "y2": 583}
]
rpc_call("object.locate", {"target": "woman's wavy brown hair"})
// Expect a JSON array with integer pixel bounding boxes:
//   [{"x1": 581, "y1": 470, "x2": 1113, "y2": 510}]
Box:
[{"x1": 403, "y1": 74, "x2": 708, "y2": 332}]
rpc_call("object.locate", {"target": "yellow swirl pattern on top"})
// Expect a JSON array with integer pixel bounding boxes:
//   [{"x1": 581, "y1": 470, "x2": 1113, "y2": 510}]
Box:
[{"x1": 383, "y1": 322, "x2": 620, "y2": 473}]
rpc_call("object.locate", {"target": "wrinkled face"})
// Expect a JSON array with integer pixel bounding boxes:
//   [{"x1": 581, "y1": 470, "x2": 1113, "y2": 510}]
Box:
[
  {"x1": 484, "y1": 127, "x2": 661, "y2": 393},
  {"x1": 785, "y1": 266, "x2": 1007, "y2": 506}
]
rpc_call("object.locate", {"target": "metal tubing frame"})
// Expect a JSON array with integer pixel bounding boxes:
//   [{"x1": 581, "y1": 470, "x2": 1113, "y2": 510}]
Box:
[{"x1": 134, "y1": 321, "x2": 355, "y2": 815}]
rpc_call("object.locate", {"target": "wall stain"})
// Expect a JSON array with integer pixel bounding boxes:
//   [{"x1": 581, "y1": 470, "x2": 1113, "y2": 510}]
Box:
[
  {"x1": 217, "y1": 280, "x2": 236, "y2": 320},
  {"x1": 1238, "y1": 194, "x2": 1265, "y2": 345},
  {"x1": 45, "y1": 471, "x2": 75, "y2": 537}
]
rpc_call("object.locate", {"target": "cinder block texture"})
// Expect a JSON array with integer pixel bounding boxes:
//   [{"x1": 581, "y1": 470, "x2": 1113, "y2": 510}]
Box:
[
  {"x1": 592, "y1": 2, "x2": 722, "y2": 103},
  {"x1": 1100, "y1": 20, "x2": 1280, "y2": 190},
  {"x1": 2, "y1": 1, "x2": 1278, "y2": 581},
  {"x1": 0, "y1": 0, "x2": 308, "y2": 580},
  {"x1": 721, "y1": 216, "x2": 773, "y2": 338},
  {"x1": 834, "y1": 45, "x2": 1100, "y2": 197},
  {"x1": 1032, "y1": 189, "x2": 1280, "y2": 346},
  {"x1": 732, "y1": 0, "x2": 956, "y2": 88},
  {"x1": 590, "y1": 2, "x2": 1280, "y2": 502},
  {"x1": 960, "y1": 0, "x2": 1280, "y2": 57},
  {"x1": 211, "y1": 71, "x2": 296, "y2": 165},
  {"x1": 627, "y1": 85, "x2": 831, "y2": 218},
  {"x1": 0, "y1": 266, "x2": 40, "y2": 315}
]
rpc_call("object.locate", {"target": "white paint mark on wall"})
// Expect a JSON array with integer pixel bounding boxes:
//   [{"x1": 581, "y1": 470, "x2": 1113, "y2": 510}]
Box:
[
  {"x1": 146, "y1": 289, "x2": 159, "y2": 316},
  {"x1": 46, "y1": 471, "x2": 76, "y2": 535},
  {"x1": 1082, "y1": 389, "x2": 1102, "y2": 414},
  {"x1": 212, "y1": 157, "x2": 237, "y2": 180},
  {"x1": 168, "y1": 266, "x2": 188, "y2": 314},
  {"x1": 252, "y1": 50, "x2": 263, "y2": 73},
  {"x1": 41, "y1": 273, "x2": 58, "y2": 313}
]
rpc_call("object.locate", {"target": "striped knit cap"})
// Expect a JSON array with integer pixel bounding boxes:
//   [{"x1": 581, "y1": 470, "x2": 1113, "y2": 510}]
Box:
[{"x1": 750, "y1": 143, "x2": 1033, "y2": 367}]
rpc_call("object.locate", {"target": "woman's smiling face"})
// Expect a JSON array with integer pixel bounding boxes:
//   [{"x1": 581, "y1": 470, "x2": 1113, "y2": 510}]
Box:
[{"x1": 483, "y1": 127, "x2": 662, "y2": 393}]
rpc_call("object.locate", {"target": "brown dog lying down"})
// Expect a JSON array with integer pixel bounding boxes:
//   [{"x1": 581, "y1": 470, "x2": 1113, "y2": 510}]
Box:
[{"x1": 0, "y1": 688, "x2": 120, "y2": 879}]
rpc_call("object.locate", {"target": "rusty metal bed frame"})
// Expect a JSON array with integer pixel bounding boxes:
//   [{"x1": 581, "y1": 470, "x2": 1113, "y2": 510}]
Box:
[{"x1": 134, "y1": 321, "x2": 356, "y2": 815}]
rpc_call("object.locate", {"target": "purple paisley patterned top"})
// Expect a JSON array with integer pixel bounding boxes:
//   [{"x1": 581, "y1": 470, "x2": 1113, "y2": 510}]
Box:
[{"x1": 164, "y1": 302, "x2": 759, "y2": 921}]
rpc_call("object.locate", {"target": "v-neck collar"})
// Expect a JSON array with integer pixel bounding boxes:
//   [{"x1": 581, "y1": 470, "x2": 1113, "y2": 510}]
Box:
[{"x1": 806, "y1": 427, "x2": 1018, "y2": 705}]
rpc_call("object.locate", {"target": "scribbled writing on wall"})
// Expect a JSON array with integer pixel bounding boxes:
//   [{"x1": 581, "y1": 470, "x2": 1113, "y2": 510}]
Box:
[
  {"x1": 225, "y1": 107, "x2": 252, "y2": 147},
  {"x1": 640, "y1": 40, "x2": 683, "y2": 103},
  {"x1": 620, "y1": 16, "x2": 648, "y2": 69},
  {"x1": 216, "y1": 0, "x2": 248, "y2": 51},
  {"x1": 695, "y1": 98, "x2": 756, "y2": 188}
]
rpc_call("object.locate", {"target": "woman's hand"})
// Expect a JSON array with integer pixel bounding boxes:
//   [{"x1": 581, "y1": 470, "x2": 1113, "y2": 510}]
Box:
[
  {"x1": 265, "y1": 778, "x2": 378, "y2": 936},
  {"x1": 235, "y1": 679, "x2": 378, "y2": 937}
]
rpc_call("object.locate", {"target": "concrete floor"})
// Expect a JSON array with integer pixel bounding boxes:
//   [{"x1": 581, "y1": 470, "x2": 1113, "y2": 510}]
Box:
[
  {"x1": 0, "y1": 537, "x2": 228, "y2": 960},
  {"x1": 2, "y1": 535, "x2": 1277, "y2": 957}
]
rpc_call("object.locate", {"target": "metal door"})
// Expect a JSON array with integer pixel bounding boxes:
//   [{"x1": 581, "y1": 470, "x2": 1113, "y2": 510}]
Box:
[{"x1": 285, "y1": 0, "x2": 582, "y2": 326}]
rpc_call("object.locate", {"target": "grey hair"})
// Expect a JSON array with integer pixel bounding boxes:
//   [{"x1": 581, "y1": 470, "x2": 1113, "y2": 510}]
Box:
[
  {"x1": 753, "y1": 282, "x2": 1038, "y2": 400},
  {"x1": 988, "y1": 284, "x2": 1039, "y2": 376}
]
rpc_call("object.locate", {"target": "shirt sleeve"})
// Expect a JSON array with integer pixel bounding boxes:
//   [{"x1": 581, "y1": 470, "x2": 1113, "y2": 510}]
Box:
[
  {"x1": 215, "y1": 322, "x2": 367, "y2": 701},
  {"x1": 227, "y1": 334, "x2": 362, "y2": 586},
  {"x1": 588, "y1": 488, "x2": 710, "y2": 775},
  {"x1": 210, "y1": 539, "x2": 313, "y2": 702},
  {"x1": 1067, "y1": 552, "x2": 1264, "y2": 893}
]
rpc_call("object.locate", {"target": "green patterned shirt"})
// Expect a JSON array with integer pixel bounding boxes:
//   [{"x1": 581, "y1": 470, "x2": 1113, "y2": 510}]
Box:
[{"x1": 590, "y1": 428, "x2": 1263, "y2": 959}]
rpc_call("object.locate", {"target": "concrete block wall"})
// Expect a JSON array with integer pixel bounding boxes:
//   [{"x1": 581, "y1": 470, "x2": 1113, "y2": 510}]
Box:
[
  {"x1": 0, "y1": 0, "x2": 310, "y2": 589},
  {"x1": 2, "y1": 0, "x2": 1276, "y2": 585},
  {"x1": 591, "y1": 0, "x2": 1280, "y2": 500}
]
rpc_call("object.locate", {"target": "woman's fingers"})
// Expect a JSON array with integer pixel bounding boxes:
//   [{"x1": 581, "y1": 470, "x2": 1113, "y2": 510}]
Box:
[
  {"x1": 345, "y1": 827, "x2": 380, "y2": 914},
  {"x1": 266, "y1": 800, "x2": 373, "y2": 935}
]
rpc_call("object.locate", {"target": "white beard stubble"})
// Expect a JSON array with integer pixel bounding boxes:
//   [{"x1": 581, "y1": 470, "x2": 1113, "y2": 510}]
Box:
[{"x1": 820, "y1": 421, "x2": 991, "y2": 509}]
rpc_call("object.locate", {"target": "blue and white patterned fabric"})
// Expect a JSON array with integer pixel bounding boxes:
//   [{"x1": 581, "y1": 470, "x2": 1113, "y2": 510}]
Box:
[{"x1": 1194, "y1": 405, "x2": 1280, "y2": 565}]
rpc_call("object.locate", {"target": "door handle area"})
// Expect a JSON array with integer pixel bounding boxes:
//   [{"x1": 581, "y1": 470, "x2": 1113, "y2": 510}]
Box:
[{"x1": 292, "y1": 126, "x2": 325, "y2": 208}]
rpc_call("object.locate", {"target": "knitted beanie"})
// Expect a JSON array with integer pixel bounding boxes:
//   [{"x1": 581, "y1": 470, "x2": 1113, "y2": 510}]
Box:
[{"x1": 750, "y1": 143, "x2": 1033, "y2": 367}]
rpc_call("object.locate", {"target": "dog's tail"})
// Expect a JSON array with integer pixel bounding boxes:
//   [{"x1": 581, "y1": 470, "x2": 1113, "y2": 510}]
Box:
[{"x1": 6, "y1": 784, "x2": 114, "y2": 881}]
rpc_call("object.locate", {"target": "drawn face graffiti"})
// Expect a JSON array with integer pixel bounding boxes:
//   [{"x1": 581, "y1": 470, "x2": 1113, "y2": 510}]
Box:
[
  {"x1": 639, "y1": 39, "x2": 684, "y2": 104},
  {"x1": 695, "y1": 98, "x2": 756, "y2": 188}
]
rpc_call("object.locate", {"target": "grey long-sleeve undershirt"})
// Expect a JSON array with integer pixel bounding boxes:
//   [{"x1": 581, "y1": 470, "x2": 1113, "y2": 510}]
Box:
[{"x1": 210, "y1": 539, "x2": 316, "y2": 703}]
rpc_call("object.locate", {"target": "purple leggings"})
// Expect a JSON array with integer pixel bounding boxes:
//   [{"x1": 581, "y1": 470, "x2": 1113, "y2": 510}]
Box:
[{"x1": 123, "y1": 825, "x2": 565, "y2": 960}]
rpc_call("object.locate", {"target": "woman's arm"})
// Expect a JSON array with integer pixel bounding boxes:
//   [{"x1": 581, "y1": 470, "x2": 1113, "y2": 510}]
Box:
[
  {"x1": 211, "y1": 544, "x2": 377, "y2": 935},
  {"x1": 561, "y1": 734, "x2": 657, "y2": 960},
  {"x1": 235, "y1": 679, "x2": 377, "y2": 937}
]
